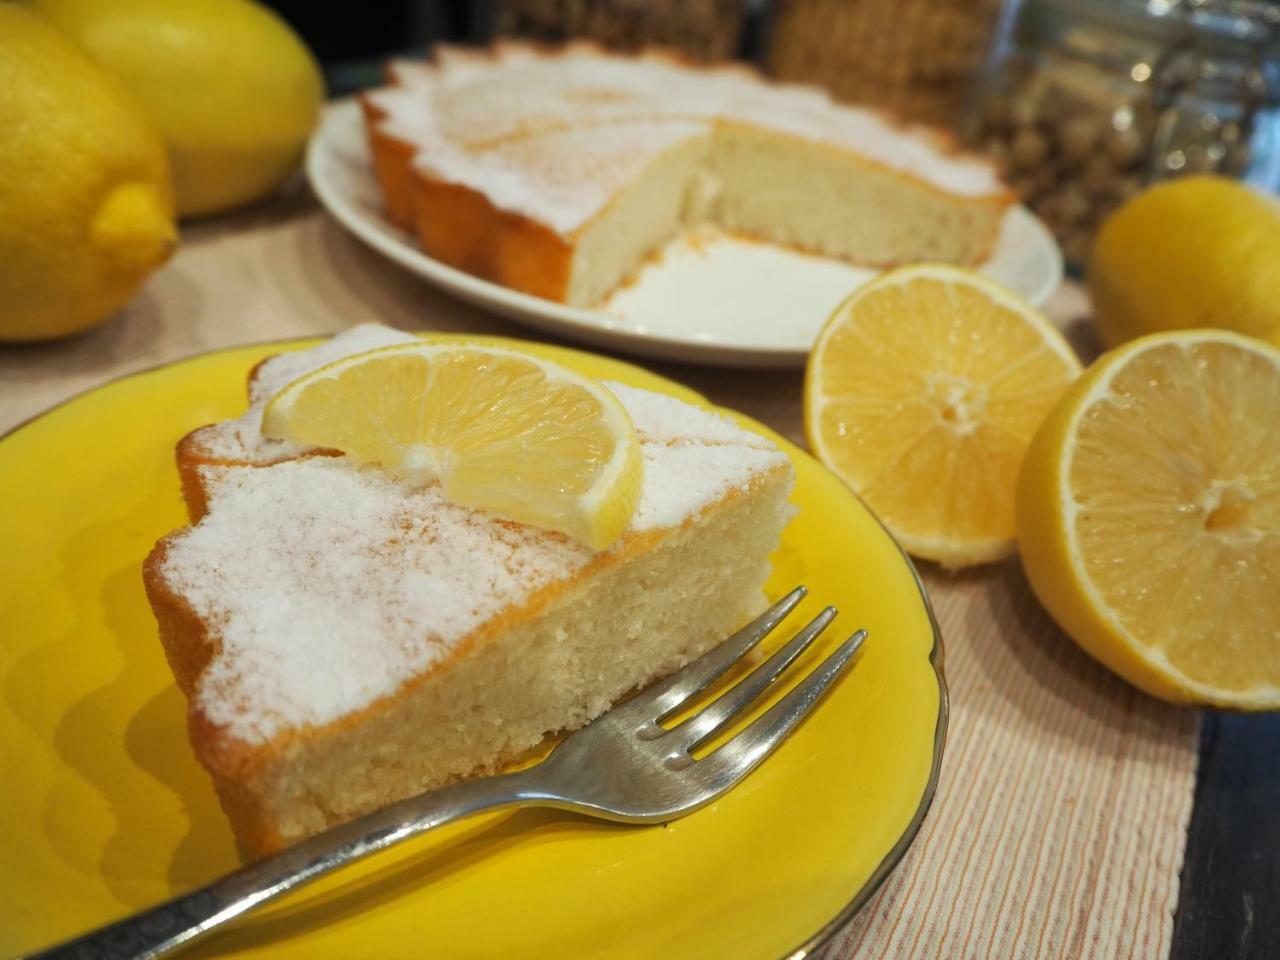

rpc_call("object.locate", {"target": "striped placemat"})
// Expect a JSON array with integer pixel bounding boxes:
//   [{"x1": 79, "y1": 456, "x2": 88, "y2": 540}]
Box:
[
  {"x1": 0, "y1": 197, "x2": 1203, "y2": 959},
  {"x1": 819, "y1": 561, "x2": 1198, "y2": 959}
]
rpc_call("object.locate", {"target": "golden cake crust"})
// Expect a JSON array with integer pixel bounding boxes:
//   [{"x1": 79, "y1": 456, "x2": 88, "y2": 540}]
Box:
[
  {"x1": 143, "y1": 476, "x2": 783, "y2": 854},
  {"x1": 359, "y1": 95, "x2": 420, "y2": 230},
  {"x1": 409, "y1": 173, "x2": 576, "y2": 301},
  {"x1": 361, "y1": 40, "x2": 1013, "y2": 303},
  {"x1": 146, "y1": 329, "x2": 795, "y2": 855}
]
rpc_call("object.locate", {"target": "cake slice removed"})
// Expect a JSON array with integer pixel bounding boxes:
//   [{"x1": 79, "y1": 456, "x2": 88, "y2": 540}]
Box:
[{"x1": 144, "y1": 328, "x2": 794, "y2": 856}]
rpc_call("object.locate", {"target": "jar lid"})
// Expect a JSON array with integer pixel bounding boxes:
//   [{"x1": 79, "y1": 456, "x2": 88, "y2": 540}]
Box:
[{"x1": 1029, "y1": 0, "x2": 1279, "y2": 52}]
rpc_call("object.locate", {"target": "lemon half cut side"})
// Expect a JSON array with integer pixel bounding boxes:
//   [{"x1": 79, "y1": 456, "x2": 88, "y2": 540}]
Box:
[
  {"x1": 1017, "y1": 330, "x2": 1280, "y2": 708},
  {"x1": 806, "y1": 264, "x2": 1082, "y2": 568}
]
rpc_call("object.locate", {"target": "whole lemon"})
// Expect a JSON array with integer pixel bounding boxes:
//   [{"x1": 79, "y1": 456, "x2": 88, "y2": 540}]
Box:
[
  {"x1": 1089, "y1": 175, "x2": 1280, "y2": 348},
  {"x1": 0, "y1": 4, "x2": 176, "y2": 342},
  {"x1": 28, "y1": 0, "x2": 324, "y2": 218}
]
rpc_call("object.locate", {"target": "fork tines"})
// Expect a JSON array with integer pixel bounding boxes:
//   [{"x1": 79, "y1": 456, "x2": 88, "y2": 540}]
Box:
[{"x1": 637, "y1": 586, "x2": 867, "y2": 767}]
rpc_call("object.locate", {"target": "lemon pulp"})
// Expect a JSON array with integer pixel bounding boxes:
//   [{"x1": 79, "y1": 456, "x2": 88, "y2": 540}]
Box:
[
  {"x1": 1045, "y1": 334, "x2": 1280, "y2": 702},
  {"x1": 805, "y1": 264, "x2": 1082, "y2": 567},
  {"x1": 263, "y1": 344, "x2": 642, "y2": 550}
]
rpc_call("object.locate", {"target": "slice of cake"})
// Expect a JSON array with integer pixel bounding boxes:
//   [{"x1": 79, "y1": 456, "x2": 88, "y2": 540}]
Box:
[
  {"x1": 410, "y1": 121, "x2": 713, "y2": 305},
  {"x1": 360, "y1": 42, "x2": 1012, "y2": 306},
  {"x1": 144, "y1": 326, "x2": 794, "y2": 855}
]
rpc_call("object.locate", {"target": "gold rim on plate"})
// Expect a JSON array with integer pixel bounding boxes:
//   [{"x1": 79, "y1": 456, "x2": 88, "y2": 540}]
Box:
[{"x1": 2, "y1": 335, "x2": 952, "y2": 957}]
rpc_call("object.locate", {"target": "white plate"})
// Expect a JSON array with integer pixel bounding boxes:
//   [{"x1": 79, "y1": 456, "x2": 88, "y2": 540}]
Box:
[{"x1": 308, "y1": 100, "x2": 1063, "y2": 368}]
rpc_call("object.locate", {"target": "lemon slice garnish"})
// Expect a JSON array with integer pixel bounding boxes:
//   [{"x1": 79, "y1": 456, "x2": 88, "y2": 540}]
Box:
[{"x1": 263, "y1": 343, "x2": 641, "y2": 550}]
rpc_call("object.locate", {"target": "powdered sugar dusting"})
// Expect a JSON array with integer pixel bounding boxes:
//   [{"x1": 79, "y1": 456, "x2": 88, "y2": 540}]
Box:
[
  {"x1": 250, "y1": 324, "x2": 419, "y2": 403},
  {"x1": 159, "y1": 326, "x2": 792, "y2": 743},
  {"x1": 187, "y1": 325, "x2": 420, "y2": 463},
  {"x1": 606, "y1": 381, "x2": 776, "y2": 449},
  {"x1": 370, "y1": 41, "x2": 1005, "y2": 237},
  {"x1": 633, "y1": 443, "x2": 786, "y2": 530},
  {"x1": 190, "y1": 337, "x2": 774, "y2": 465},
  {"x1": 186, "y1": 407, "x2": 305, "y2": 464},
  {"x1": 165, "y1": 431, "x2": 787, "y2": 742},
  {"x1": 415, "y1": 121, "x2": 708, "y2": 236},
  {"x1": 171, "y1": 459, "x2": 593, "y2": 740}
]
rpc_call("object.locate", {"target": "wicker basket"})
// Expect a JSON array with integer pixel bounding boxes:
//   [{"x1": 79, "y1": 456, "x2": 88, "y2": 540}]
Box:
[
  {"x1": 766, "y1": 0, "x2": 1005, "y2": 126},
  {"x1": 494, "y1": 0, "x2": 744, "y2": 61}
]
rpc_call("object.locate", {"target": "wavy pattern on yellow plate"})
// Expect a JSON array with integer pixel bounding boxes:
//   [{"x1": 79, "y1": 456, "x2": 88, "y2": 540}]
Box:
[{"x1": 0, "y1": 334, "x2": 945, "y2": 960}]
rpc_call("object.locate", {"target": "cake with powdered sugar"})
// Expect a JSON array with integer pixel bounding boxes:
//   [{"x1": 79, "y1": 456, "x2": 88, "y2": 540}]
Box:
[
  {"x1": 144, "y1": 325, "x2": 794, "y2": 855},
  {"x1": 360, "y1": 42, "x2": 1013, "y2": 307}
]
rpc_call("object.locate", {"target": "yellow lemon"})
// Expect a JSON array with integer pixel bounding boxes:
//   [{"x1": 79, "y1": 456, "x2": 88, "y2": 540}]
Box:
[
  {"x1": 1017, "y1": 330, "x2": 1280, "y2": 708},
  {"x1": 262, "y1": 344, "x2": 643, "y2": 550},
  {"x1": 28, "y1": 0, "x2": 324, "y2": 218},
  {"x1": 0, "y1": 4, "x2": 176, "y2": 342},
  {"x1": 804, "y1": 264, "x2": 1082, "y2": 568},
  {"x1": 1090, "y1": 175, "x2": 1280, "y2": 348}
]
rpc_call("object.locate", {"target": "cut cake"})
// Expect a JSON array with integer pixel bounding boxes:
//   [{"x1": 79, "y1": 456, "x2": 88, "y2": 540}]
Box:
[
  {"x1": 361, "y1": 42, "x2": 1013, "y2": 306},
  {"x1": 144, "y1": 325, "x2": 795, "y2": 855}
]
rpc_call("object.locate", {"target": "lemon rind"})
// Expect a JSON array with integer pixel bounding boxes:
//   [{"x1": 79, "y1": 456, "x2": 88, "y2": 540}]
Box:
[
  {"x1": 261, "y1": 341, "x2": 641, "y2": 550},
  {"x1": 1054, "y1": 329, "x2": 1280, "y2": 708}
]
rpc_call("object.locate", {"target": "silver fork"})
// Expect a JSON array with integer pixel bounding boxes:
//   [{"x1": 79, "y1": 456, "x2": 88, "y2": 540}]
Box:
[{"x1": 22, "y1": 586, "x2": 865, "y2": 960}]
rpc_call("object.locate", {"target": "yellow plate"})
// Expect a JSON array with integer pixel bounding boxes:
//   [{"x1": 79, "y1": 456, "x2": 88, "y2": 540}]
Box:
[{"x1": 0, "y1": 335, "x2": 946, "y2": 959}]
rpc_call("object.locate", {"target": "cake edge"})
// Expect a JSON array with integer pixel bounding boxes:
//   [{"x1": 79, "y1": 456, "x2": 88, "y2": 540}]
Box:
[
  {"x1": 143, "y1": 459, "x2": 794, "y2": 856},
  {"x1": 357, "y1": 41, "x2": 1014, "y2": 302}
]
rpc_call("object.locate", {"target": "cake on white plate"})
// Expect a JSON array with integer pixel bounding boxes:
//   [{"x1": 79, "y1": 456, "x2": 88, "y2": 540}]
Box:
[
  {"x1": 145, "y1": 325, "x2": 795, "y2": 855},
  {"x1": 360, "y1": 42, "x2": 1013, "y2": 306}
]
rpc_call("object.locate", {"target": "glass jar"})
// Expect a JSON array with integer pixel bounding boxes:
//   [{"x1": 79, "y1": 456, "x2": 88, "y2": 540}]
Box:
[{"x1": 971, "y1": 0, "x2": 1280, "y2": 266}]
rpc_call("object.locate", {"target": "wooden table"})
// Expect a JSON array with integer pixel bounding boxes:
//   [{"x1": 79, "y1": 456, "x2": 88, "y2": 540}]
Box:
[
  {"x1": 1174, "y1": 713, "x2": 1280, "y2": 959},
  {"x1": 1, "y1": 194, "x2": 1274, "y2": 960}
]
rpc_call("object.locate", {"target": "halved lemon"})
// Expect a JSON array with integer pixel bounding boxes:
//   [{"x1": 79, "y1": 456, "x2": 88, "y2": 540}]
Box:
[
  {"x1": 1017, "y1": 330, "x2": 1280, "y2": 708},
  {"x1": 262, "y1": 343, "x2": 642, "y2": 550},
  {"x1": 805, "y1": 264, "x2": 1083, "y2": 568}
]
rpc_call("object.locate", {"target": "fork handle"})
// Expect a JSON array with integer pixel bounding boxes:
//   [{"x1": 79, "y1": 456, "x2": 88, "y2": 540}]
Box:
[{"x1": 21, "y1": 768, "x2": 555, "y2": 960}]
